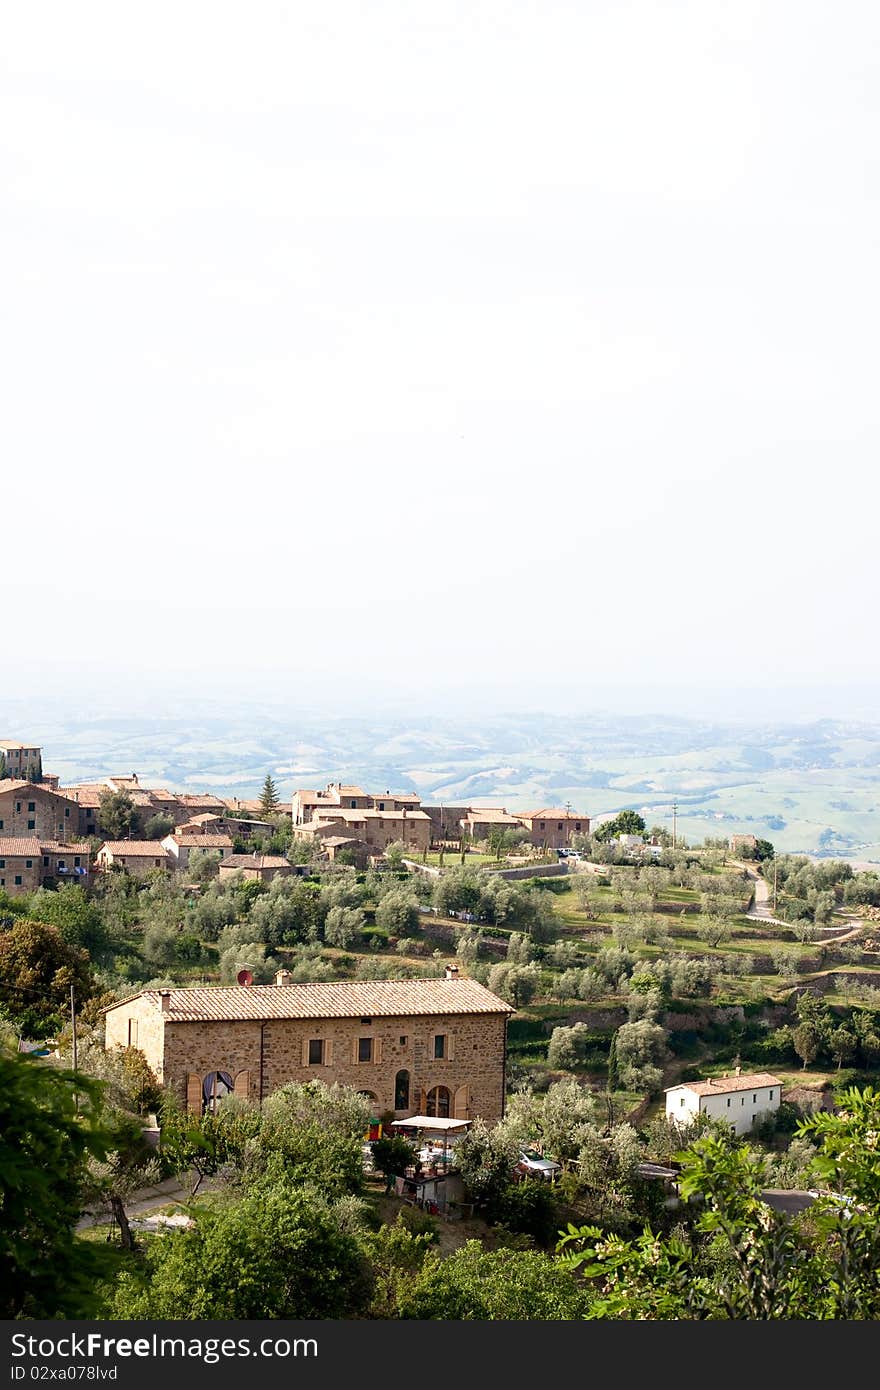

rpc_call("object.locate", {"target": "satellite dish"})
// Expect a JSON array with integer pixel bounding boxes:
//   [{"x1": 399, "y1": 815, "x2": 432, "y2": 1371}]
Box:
[{"x1": 237, "y1": 969, "x2": 254, "y2": 987}]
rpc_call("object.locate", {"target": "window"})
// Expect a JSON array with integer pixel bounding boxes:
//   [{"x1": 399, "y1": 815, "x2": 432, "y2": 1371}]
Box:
[
  {"x1": 0, "y1": 879, "x2": 4, "y2": 886},
  {"x1": 27, "y1": 820, "x2": 35, "y2": 830},
  {"x1": 43, "y1": 856, "x2": 49, "y2": 866},
  {"x1": 395, "y1": 1069, "x2": 410, "y2": 1110},
  {"x1": 25, "y1": 860, "x2": 32, "y2": 869},
  {"x1": 358, "y1": 1037, "x2": 373, "y2": 1063},
  {"x1": 0, "y1": 860, "x2": 4, "y2": 869},
  {"x1": 433, "y1": 1034, "x2": 446, "y2": 1060},
  {"x1": 769, "y1": 1090, "x2": 774, "y2": 1100},
  {"x1": 65, "y1": 808, "x2": 70, "y2": 818},
  {"x1": 0, "y1": 821, "x2": 4, "y2": 830},
  {"x1": 557, "y1": 823, "x2": 562, "y2": 830},
  {"x1": 128, "y1": 1020, "x2": 139, "y2": 1047},
  {"x1": 539, "y1": 822, "x2": 545, "y2": 830},
  {"x1": 741, "y1": 1098, "x2": 745, "y2": 1106},
  {"x1": 426, "y1": 1086, "x2": 451, "y2": 1118},
  {"x1": 308, "y1": 1039, "x2": 324, "y2": 1065},
  {"x1": 74, "y1": 857, "x2": 81, "y2": 867},
  {"x1": 726, "y1": 1098, "x2": 731, "y2": 1107},
  {"x1": 680, "y1": 1097, "x2": 685, "y2": 1107},
  {"x1": 87, "y1": 809, "x2": 93, "y2": 819},
  {"x1": 752, "y1": 1094, "x2": 757, "y2": 1103},
  {"x1": 575, "y1": 823, "x2": 581, "y2": 831},
  {"x1": 15, "y1": 802, "x2": 21, "y2": 812},
  {"x1": 14, "y1": 876, "x2": 22, "y2": 886},
  {"x1": 27, "y1": 802, "x2": 35, "y2": 812},
  {"x1": 399, "y1": 1035, "x2": 407, "y2": 1047},
  {"x1": 361, "y1": 1016, "x2": 373, "y2": 1025}
]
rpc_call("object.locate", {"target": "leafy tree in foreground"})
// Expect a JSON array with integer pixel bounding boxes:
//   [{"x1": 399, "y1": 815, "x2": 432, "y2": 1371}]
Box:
[
  {"x1": 396, "y1": 1240, "x2": 593, "y2": 1319},
  {"x1": 111, "y1": 1175, "x2": 372, "y2": 1319},
  {"x1": 0, "y1": 917, "x2": 94, "y2": 1036},
  {"x1": 558, "y1": 1087, "x2": 880, "y2": 1319},
  {"x1": 0, "y1": 1045, "x2": 110, "y2": 1317}
]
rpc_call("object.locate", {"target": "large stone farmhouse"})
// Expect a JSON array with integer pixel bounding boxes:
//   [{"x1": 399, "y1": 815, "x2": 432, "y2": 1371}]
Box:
[{"x1": 104, "y1": 972, "x2": 513, "y2": 1124}]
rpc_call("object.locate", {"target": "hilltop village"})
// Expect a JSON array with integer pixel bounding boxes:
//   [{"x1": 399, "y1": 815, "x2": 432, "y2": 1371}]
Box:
[{"x1": 3, "y1": 735, "x2": 880, "y2": 1320}]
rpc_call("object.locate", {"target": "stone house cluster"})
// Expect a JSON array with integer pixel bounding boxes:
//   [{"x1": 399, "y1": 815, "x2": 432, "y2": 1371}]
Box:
[
  {"x1": 292, "y1": 781, "x2": 590, "y2": 856},
  {"x1": 103, "y1": 970, "x2": 513, "y2": 1124},
  {"x1": 0, "y1": 739, "x2": 298, "y2": 896}
]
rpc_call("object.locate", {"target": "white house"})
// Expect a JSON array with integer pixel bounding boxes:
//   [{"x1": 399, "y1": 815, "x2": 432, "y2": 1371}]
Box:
[
  {"x1": 161, "y1": 831, "x2": 234, "y2": 871},
  {"x1": 665, "y1": 1070, "x2": 782, "y2": 1136}
]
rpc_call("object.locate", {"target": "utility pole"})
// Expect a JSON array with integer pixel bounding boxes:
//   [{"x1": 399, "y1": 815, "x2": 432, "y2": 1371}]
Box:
[
  {"x1": 672, "y1": 800, "x2": 677, "y2": 850},
  {"x1": 773, "y1": 854, "x2": 778, "y2": 914},
  {"x1": 70, "y1": 983, "x2": 78, "y2": 1073}
]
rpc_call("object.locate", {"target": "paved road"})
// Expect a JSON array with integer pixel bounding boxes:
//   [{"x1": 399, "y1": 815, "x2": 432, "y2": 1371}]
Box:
[
  {"x1": 742, "y1": 865, "x2": 790, "y2": 927},
  {"x1": 77, "y1": 1176, "x2": 220, "y2": 1230}
]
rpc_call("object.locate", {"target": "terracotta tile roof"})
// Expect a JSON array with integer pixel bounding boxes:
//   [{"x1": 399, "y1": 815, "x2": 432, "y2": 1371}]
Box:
[
  {"x1": 0, "y1": 780, "x2": 74, "y2": 801},
  {"x1": 665, "y1": 1072, "x2": 783, "y2": 1097},
  {"x1": 464, "y1": 809, "x2": 521, "y2": 824},
  {"x1": 0, "y1": 837, "x2": 42, "y2": 857},
  {"x1": 519, "y1": 808, "x2": 589, "y2": 821},
  {"x1": 0, "y1": 742, "x2": 30, "y2": 750},
  {"x1": 337, "y1": 785, "x2": 366, "y2": 796},
  {"x1": 178, "y1": 794, "x2": 227, "y2": 808},
  {"x1": 98, "y1": 841, "x2": 171, "y2": 857},
  {"x1": 220, "y1": 854, "x2": 292, "y2": 870},
  {"x1": 39, "y1": 841, "x2": 91, "y2": 856},
  {"x1": 61, "y1": 784, "x2": 105, "y2": 807},
  {"x1": 104, "y1": 977, "x2": 514, "y2": 1022},
  {"x1": 166, "y1": 834, "x2": 233, "y2": 849}
]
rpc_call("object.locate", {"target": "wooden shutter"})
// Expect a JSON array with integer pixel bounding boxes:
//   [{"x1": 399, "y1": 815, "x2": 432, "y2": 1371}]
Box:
[
  {"x1": 324, "y1": 1039, "x2": 333, "y2": 1066},
  {"x1": 186, "y1": 1073, "x2": 202, "y2": 1115},
  {"x1": 234, "y1": 1070, "x2": 250, "y2": 1099},
  {"x1": 453, "y1": 1084, "x2": 470, "y2": 1119},
  {"x1": 373, "y1": 1038, "x2": 382, "y2": 1064},
  {"x1": 446, "y1": 1034, "x2": 454, "y2": 1061},
  {"x1": 352, "y1": 1036, "x2": 359, "y2": 1064},
  {"x1": 301, "y1": 1038, "x2": 310, "y2": 1067}
]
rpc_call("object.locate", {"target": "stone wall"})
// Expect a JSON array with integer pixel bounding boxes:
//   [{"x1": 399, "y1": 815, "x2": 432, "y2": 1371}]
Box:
[
  {"x1": 106, "y1": 1002, "x2": 509, "y2": 1125},
  {"x1": 104, "y1": 994, "x2": 167, "y2": 1079},
  {"x1": 0, "y1": 786, "x2": 78, "y2": 841}
]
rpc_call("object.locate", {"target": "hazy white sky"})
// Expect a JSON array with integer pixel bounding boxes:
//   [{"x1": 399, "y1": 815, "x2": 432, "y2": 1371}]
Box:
[{"x1": 3, "y1": 2, "x2": 878, "y2": 720}]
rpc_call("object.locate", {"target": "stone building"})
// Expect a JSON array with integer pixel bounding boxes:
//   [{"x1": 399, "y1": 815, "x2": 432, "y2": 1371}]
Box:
[
  {"x1": 218, "y1": 853, "x2": 304, "y2": 882},
  {"x1": 103, "y1": 972, "x2": 513, "y2": 1123},
  {"x1": 94, "y1": 841, "x2": 171, "y2": 876},
  {"x1": 0, "y1": 781, "x2": 80, "y2": 842},
  {"x1": 0, "y1": 837, "x2": 91, "y2": 896},
  {"x1": 293, "y1": 806, "x2": 432, "y2": 855},
  {"x1": 516, "y1": 808, "x2": 590, "y2": 849},
  {"x1": 0, "y1": 742, "x2": 42, "y2": 781}
]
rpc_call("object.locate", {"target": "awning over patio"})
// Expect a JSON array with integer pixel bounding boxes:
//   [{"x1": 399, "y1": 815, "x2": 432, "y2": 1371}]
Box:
[{"x1": 390, "y1": 1116, "x2": 470, "y2": 1132}]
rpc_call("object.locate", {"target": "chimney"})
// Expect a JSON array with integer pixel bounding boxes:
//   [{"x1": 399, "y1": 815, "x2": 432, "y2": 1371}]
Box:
[
  {"x1": 159, "y1": 990, "x2": 171, "y2": 1013},
  {"x1": 275, "y1": 968, "x2": 293, "y2": 987},
  {"x1": 444, "y1": 963, "x2": 459, "y2": 981},
  {"x1": 735, "y1": 1065, "x2": 742, "y2": 1077}
]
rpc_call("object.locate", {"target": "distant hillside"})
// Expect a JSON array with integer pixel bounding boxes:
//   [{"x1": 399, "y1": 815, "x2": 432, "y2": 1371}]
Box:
[{"x1": 2, "y1": 706, "x2": 879, "y2": 863}]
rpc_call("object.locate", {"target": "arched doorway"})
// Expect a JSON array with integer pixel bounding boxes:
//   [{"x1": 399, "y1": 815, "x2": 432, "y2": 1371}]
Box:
[
  {"x1": 394, "y1": 1070, "x2": 410, "y2": 1111},
  {"x1": 426, "y1": 1085, "x2": 451, "y2": 1119}
]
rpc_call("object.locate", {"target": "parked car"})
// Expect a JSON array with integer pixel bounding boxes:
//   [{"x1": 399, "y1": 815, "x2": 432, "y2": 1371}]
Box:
[{"x1": 514, "y1": 1148, "x2": 562, "y2": 1181}]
